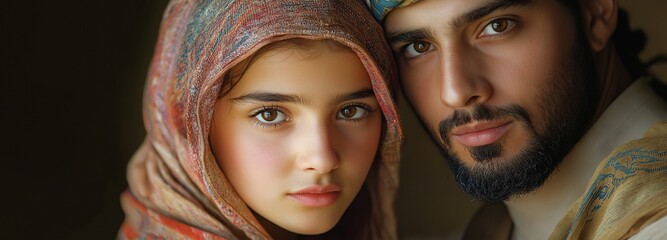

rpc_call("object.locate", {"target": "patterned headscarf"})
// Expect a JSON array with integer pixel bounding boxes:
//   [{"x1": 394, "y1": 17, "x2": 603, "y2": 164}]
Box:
[
  {"x1": 119, "y1": 0, "x2": 402, "y2": 239},
  {"x1": 366, "y1": 0, "x2": 420, "y2": 21}
]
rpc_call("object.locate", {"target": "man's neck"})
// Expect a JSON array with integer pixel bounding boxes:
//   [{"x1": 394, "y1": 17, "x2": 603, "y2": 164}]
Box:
[
  {"x1": 505, "y1": 147, "x2": 603, "y2": 240},
  {"x1": 505, "y1": 46, "x2": 634, "y2": 240},
  {"x1": 592, "y1": 45, "x2": 636, "y2": 121}
]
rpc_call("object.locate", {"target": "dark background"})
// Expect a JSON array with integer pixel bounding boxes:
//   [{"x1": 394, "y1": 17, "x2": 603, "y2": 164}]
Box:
[
  {"x1": 3, "y1": 1, "x2": 169, "y2": 239},
  {"x1": 2, "y1": 1, "x2": 664, "y2": 239}
]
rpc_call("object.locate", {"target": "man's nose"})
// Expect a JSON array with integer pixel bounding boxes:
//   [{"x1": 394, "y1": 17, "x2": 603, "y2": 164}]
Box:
[
  {"x1": 438, "y1": 43, "x2": 492, "y2": 108},
  {"x1": 295, "y1": 121, "x2": 340, "y2": 174}
]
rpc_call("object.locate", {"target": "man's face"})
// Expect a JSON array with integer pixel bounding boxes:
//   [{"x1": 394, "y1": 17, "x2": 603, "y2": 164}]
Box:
[{"x1": 384, "y1": 0, "x2": 598, "y2": 202}]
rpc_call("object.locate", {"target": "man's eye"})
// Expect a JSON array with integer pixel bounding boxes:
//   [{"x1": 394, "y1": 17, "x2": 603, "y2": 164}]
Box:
[
  {"x1": 479, "y1": 18, "x2": 517, "y2": 37},
  {"x1": 404, "y1": 40, "x2": 434, "y2": 58},
  {"x1": 254, "y1": 108, "x2": 287, "y2": 124}
]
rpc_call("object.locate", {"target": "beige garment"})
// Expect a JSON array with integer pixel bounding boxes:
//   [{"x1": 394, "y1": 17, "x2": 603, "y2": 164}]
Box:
[{"x1": 549, "y1": 121, "x2": 667, "y2": 240}]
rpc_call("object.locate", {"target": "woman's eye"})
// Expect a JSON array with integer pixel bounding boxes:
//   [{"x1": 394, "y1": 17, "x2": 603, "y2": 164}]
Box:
[
  {"x1": 404, "y1": 40, "x2": 434, "y2": 58},
  {"x1": 479, "y1": 18, "x2": 517, "y2": 37},
  {"x1": 254, "y1": 108, "x2": 287, "y2": 124},
  {"x1": 337, "y1": 105, "x2": 369, "y2": 120}
]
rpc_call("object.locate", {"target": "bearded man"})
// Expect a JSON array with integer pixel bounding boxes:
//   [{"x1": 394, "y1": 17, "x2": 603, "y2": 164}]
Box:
[{"x1": 368, "y1": 0, "x2": 667, "y2": 239}]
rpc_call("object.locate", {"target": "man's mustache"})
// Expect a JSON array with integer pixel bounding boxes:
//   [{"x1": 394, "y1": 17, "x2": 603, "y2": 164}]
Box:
[{"x1": 438, "y1": 104, "x2": 531, "y2": 144}]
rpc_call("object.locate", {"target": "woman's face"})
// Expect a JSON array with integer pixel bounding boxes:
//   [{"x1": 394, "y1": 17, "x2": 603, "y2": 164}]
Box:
[{"x1": 210, "y1": 43, "x2": 382, "y2": 236}]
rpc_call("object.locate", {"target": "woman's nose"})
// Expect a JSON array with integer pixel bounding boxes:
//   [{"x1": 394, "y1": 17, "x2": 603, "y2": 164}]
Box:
[{"x1": 295, "y1": 121, "x2": 340, "y2": 174}]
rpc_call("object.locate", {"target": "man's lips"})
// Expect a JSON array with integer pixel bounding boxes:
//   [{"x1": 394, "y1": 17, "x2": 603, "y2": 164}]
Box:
[
  {"x1": 450, "y1": 121, "x2": 512, "y2": 147},
  {"x1": 288, "y1": 185, "x2": 341, "y2": 207}
]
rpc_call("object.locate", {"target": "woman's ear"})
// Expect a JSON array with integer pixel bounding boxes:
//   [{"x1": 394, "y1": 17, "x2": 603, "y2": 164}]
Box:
[{"x1": 581, "y1": 0, "x2": 618, "y2": 52}]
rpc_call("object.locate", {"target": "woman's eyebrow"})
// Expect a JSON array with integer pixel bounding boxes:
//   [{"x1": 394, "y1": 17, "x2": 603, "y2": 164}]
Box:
[
  {"x1": 231, "y1": 92, "x2": 307, "y2": 104},
  {"x1": 331, "y1": 88, "x2": 375, "y2": 105},
  {"x1": 231, "y1": 88, "x2": 374, "y2": 105}
]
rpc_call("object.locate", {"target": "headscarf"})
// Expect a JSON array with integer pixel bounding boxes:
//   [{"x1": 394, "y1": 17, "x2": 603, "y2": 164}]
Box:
[
  {"x1": 365, "y1": 0, "x2": 419, "y2": 21},
  {"x1": 119, "y1": 0, "x2": 402, "y2": 239}
]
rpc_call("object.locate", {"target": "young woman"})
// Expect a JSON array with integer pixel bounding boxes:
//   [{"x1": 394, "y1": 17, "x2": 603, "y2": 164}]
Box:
[{"x1": 119, "y1": 0, "x2": 402, "y2": 239}]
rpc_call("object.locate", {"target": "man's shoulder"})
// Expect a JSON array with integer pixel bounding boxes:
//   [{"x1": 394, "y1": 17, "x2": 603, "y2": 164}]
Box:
[
  {"x1": 554, "y1": 121, "x2": 667, "y2": 239},
  {"x1": 600, "y1": 121, "x2": 667, "y2": 173},
  {"x1": 629, "y1": 214, "x2": 667, "y2": 240},
  {"x1": 589, "y1": 120, "x2": 667, "y2": 212},
  {"x1": 640, "y1": 120, "x2": 667, "y2": 139}
]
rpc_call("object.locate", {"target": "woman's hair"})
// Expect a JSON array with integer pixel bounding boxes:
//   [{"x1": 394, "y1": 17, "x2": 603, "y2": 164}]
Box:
[
  {"x1": 218, "y1": 38, "x2": 353, "y2": 98},
  {"x1": 215, "y1": 37, "x2": 377, "y2": 238}
]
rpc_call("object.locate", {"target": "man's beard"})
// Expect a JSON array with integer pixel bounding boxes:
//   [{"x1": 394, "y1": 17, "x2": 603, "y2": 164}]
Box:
[{"x1": 430, "y1": 33, "x2": 599, "y2": 203}]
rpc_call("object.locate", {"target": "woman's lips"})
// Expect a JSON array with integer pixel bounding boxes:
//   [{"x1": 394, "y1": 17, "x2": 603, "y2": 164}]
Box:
[
  {"x1": 288, "y1": 185, "x2": 341, "y2": 207},
  {"x1": 451, "y1": 121, "x2": 512, "y2": 147}
]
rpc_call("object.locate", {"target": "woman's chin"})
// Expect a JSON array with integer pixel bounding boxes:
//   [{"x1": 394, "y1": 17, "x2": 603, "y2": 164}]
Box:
[{"x1": 284, "y1": 219, "x2": 338, "y2": 235}]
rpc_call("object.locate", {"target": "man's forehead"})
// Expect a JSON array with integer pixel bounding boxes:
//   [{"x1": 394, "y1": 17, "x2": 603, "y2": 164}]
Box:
[{"x1": 383, "y1": 0, "x2": 479, "y2": 33}]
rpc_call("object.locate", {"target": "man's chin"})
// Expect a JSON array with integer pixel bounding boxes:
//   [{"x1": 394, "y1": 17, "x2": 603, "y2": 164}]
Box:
[
  {"x1": 466, "y1": 143, "x2": 504, "y2": 163},
  {"x1": 448, "y1": 143, "x2": 516, "y2": 169},
  {"x1": 441, "y1": 143, "x2": 560, "y2": 202}
]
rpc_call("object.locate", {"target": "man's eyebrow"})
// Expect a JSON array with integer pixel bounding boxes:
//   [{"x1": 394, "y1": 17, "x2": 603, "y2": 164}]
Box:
[
  {"x1": 332, "y1": 88, "x2": 375, "y2": 105},
  {"x1": 387, "y1": 0, "x2": 534, "y2": 45},
  {"x1": 231, "y1": 92, "x2": 307, "y2": 104},
  {"x1": 450, "y1": 0, "x2": 535, "y2": 30}
]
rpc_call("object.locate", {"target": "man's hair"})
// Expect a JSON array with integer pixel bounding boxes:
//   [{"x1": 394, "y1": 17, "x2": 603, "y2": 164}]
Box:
[
  {"x1": 557, "y1": 0, "x2": 647, "y2": 79},
  {"x1": 612, "y1": 9, "x2": 648, "y2": 79}
]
